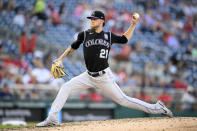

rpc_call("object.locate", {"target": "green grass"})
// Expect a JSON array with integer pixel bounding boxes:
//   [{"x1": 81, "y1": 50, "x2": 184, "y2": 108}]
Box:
[{"x1": 0, "y1": 122, "x2": 35, "y2": 129}]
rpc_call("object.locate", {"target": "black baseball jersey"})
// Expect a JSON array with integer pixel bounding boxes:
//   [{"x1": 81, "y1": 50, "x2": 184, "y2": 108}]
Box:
[{"x1": 71, "y1": 29, "x2": 128, "y2": 72}]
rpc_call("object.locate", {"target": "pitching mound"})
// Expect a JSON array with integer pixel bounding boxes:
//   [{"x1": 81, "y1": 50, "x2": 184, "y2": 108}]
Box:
[{"x1": 6, "y1": 117, "x2": 197, "y2": 131}]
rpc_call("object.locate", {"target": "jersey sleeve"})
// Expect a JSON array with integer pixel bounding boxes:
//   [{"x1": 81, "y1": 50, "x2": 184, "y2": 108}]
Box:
[
  {"x1": 71, "y1": 31, "x2": 84, "y2": 49},
  {"x1": 110, "y1": 32, "x2": 128, "y2": 44}
]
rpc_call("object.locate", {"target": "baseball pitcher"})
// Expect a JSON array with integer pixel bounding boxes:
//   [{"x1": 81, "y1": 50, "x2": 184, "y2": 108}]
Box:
[{"x1": 37, "y1": 10, "x2": 173, "y2": 127}]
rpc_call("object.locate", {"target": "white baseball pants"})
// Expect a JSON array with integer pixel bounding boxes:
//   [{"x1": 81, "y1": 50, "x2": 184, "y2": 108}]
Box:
[{"x1": 49, "y1": 67, "x2": 163, "y2": 117}]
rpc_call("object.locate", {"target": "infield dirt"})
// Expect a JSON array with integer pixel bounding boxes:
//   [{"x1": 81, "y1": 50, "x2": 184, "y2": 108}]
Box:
[{"x1": 3, "y1": 117, "x2": 197, "y2": 131}]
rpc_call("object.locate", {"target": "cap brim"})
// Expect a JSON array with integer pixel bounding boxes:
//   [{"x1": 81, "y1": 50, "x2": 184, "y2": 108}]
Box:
[{"x1": 87, "y1": 16, "x2": 100, "y2": 19}]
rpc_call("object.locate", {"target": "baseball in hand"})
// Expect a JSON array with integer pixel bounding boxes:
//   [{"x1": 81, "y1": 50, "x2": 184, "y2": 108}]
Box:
[{"x1": 132, "y1": 13, "x2": 140, "y2": 20}]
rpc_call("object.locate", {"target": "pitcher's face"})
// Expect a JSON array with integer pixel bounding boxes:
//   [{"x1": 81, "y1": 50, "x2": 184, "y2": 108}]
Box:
[{"x1": 90, "y1": 18, "x2": 104, "y2": 29}]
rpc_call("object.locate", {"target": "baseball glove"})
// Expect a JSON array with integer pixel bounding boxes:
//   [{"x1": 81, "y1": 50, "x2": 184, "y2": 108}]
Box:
[{"x1": 51, "y1": 60, "x2": 67, "y2": 79}]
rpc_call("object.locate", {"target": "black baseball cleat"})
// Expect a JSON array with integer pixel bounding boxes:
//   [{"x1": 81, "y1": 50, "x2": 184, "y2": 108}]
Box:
[{"x1": 156, "y1": 100, "x2": 173, "y2": 118}]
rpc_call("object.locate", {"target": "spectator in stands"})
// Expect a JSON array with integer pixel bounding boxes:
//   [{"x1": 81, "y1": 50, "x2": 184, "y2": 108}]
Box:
[
  {"x1": 129, "y1": 73, "x2": 142, "y2": 87},
  {"x1": 183, "y1": 1, "x2": 195, "y2": 17},
  {"x1": 3, "y1": 0, "x2": 16, "y2": 13},
  {"x1": 192, "y1": 44, "x2": 197, "y2": 58},
  {"x1": 1, "y1": 62, "x2": 23, "y2": 86},
  {"x1": 45, "y1": 1, "x2": 53, "y2": 17},
  {"x1": 0, "y1": 83, "x2": 13, "y2": 99},
  {"x1": 49, "y1": 7, "x2": 61, "y2": 25},
  {"x1": 59, "y1": 2, "x2": 66, "y2": 17},
  {"x1": 119, "y1": 10, "x2": 131, "y2": 24},
  {"x1": 105, "y1": 7, "x2": 117, "y2": 21},
  {"x1": 20, "y1": 89, "x2": 29, "y2": 100},
  {"x1": 22, "y1": 68, "x2": 36, "y2": 84},
  {"x1": 165, "y1": 32, "x2": 180, "y2": 49},
  {"x1": 80, "y1": 90, "x2": 88, "y2": 100},
  {"x1": 27, "y1": 31, "x2": 37, "y2": 54},
  {"x1": 185, "y1": 44, "x2": 192, "y2": 55},
  {"x1": 111, "y1": 22, "x2": 120, "y2": 34},
  {"x1": 58, "y1": 3, "x2": 67, "y2": 25},
  {"x1": 33, "y1": 0, "x2": 47, "y2": 20},
  {"x1": 173, "y1": 76, "x2": 188, "y2": 90},
  {"x1": 31, "y1": 51, "x2": 52, "y2": 84},
  {"x1": 183, "y1": 18, "x2": 194, "y2": 33},
  {"x1": 145, "y1": 61, "x2": 159, "y2": 86},
  {"x1": 19, "y1": 31, "x2": 28, "y2": 58},
  {"x1": 181, "y1": 85, "x2": 196, "y2": 111},
  {"x1": 179, "y1": 32, "x2": 190, "y2": 47},
  {"x1": 165, "y1": 60, "x2": 177, "y2": 75},
  {"x1": 111, "y1": 44, "x2": 132, "y2": 75},
  {"x1": 144, "y1": 10, "x2": 155, "y2": 27},
  {"x1": 137, "y1": 89, "x2": 150, "y2": 102},
  {"x1": 31, "y1": 89, "x2": 39, "y2": 100},
  {"x1": 135, "y1": 41, "x2": 144, "y2": 53},
  {"x1": 0, "y1": 42, "x2": 10, "y2": 60},
  {"x1": 1, "y1": 67, "x2": 16, "y2": 88},
  {"x1": 0, "y1": 0, "x2": 3, "y2": 12},
  {"x1": 73, "y1": 3, "x2": 85, "y2": 19},
  {"x1": 43, "y1": 51, "x2": 53, "y2": 68},
  {"x1": 88, "y1": 88, "x2": 103, "y2": 102},
  {"x1": 13, "y1": 10, "x2": 25, "y2": 27},
  {"x1": 35, "y1": 20, "x2": 46, "y2": 34},
  {"x1": 80, "y1": 88, "x2": 103, "y2": 102},
  {"x1": 172, "y1": 17, "x2": 184, "y2": 31},
  {"x1": 0, "y1": 64, "x2": 3, "y2": 81},
  {"x1": 81, "y1": 3, "x2": 92, "y2": 30},
  {"x1": 25, "y1": 11, "x2": 32, "y2": 26},
  {"x1": 116, "y1": 70, "x2": 129, "y2": 87}
]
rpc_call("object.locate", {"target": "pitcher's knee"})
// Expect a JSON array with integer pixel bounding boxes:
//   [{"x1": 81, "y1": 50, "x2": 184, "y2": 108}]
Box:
[{"x1": 116, "y1": 97, "x2": 128, "y2": 106}]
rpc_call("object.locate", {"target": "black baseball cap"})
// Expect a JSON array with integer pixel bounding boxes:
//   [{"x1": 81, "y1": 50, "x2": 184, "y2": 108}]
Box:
[
  {"x1": 87, "y1": 10, "x2": 105, "y2": 20},
  {"x1": 87, "y1": 10, "x2": 105, "y2": 26}
]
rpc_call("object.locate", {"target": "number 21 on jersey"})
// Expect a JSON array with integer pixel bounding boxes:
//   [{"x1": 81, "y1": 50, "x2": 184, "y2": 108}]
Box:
[{"x1": 99, "y1": 49, "x2": 108, "y2": 59}]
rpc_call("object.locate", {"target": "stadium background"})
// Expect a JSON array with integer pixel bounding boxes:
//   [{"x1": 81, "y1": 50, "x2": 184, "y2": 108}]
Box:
[{"x1": 0, "y1": 0, "x2": 197, "y2": 124}]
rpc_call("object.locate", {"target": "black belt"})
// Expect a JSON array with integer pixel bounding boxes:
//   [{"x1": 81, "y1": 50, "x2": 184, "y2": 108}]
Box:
[{"x1": 87, "y1": 70, "x2": 106, "y2": 77}]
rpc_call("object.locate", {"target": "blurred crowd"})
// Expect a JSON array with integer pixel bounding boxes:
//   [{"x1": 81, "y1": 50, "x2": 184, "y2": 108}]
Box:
[
  {"x1": 0, "y1": 0, "x2": 197, "y2": 109},
  {"x1": 0, "y1": 0, "x2": 67, "y2": 33},
  {"x1": 0, "y1": 0, "x2": 68, "y2": 100}
]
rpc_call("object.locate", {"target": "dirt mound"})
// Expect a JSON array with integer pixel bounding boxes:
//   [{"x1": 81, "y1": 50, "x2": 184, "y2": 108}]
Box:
[{"x1": 7, "y1": 117, "x2": 197, "y2": 131}]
